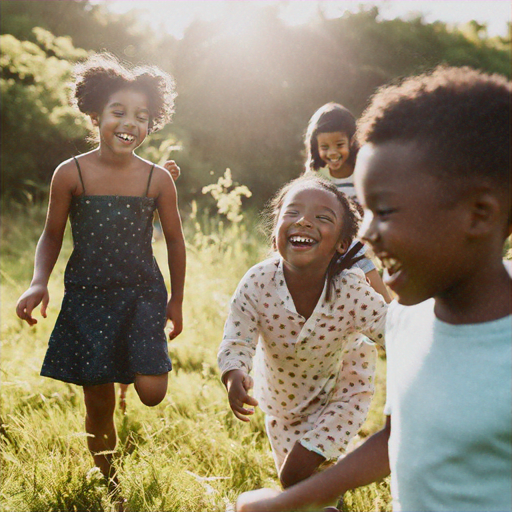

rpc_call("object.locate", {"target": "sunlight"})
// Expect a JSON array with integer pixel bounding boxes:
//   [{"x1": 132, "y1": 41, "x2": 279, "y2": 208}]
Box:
[{"x1": 101, "y1": 0, "x2": 511, "y2": 39}]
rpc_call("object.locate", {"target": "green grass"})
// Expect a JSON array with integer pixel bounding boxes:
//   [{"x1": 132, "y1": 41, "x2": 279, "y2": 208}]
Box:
[{"x1": 1, "y1": 201, "x2": 391, "y2": 511}]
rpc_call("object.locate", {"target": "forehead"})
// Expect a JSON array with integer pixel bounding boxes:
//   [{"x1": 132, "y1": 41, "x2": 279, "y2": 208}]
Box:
[
  {"x1": 106, "y1": 88, "x2": 149, "y2": 108},
  {"x1": 354, "y1": 141, "x2": 440, "y2": 202},
  {"x1": 282, "y1": 184, "x2": 341, "y2": 210},
  {"x1": 316, "y1": 131, "x2": 349, "y2": 143}
]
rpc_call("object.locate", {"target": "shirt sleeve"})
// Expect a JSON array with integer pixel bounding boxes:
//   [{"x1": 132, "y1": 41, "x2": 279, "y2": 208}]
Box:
[
  {"x1": 345, "y1": 269, "x2": 387, "y2": 347},
  {"x1": 217, "y1": 269, "x2": 261, "y2": 379},
  {"x1": 349, "y1": 242, "x2": 376, "y2": 274}
]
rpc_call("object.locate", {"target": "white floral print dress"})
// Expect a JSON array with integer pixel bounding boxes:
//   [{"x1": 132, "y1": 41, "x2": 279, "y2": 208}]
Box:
[{"x1": 218, "y1": 257, "x2": 387, "y2": 469}]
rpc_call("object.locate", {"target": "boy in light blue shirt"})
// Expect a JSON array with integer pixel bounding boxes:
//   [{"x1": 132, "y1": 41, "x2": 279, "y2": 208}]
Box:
[{"x1": 235, "y1": 66, "x2": 511, "y2": 511}]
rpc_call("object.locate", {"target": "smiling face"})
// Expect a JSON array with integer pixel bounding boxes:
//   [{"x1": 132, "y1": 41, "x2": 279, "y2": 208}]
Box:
[
  {"x1": 354, "y1": 141, "x2": 472, "y2": 306},
  {"x1": 317, "y1": 131, "x2": 351, "y2": 177},
  {"x1": 92, "y1": 87, "x2": 150, "y2": 155},
  {"x1": 275, "y1": 184, "x2": 348, "y2": 276}
]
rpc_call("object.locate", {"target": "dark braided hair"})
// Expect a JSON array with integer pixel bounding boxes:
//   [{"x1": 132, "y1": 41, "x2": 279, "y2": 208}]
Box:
[
  {"x1": 71, "y1": 52, "x2": 176, "y2": 133},
  {"x1": 261, "y1": 173, "x2": 363, "y2": 301}
]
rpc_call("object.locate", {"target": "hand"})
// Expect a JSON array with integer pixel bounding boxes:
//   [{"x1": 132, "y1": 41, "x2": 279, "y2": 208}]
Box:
[
  {"x1": 166, "y1": 298, "x2": 183, "y2": 340},
  {"x1": 224, "y1": 369, "x2": 259, "y2": 422},
  {"x1": 163, "y1": 160, "x2": 181, "y2": 181},
  {"x1": 236, "y1": 488, "x2": 282, "y2": 512},
  {"x1": 16, "y1": 284, "x2": 49, "y2": 326}
]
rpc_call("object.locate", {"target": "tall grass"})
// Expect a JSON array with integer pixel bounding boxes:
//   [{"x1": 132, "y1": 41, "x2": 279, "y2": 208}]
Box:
[{"x1": 1, "y1": 198, "x2": 391, "y2": 512}]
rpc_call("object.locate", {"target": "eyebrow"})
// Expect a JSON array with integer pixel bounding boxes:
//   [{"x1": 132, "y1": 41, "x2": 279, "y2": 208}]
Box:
[
  {"x1": 286, "y1": 202, "x2": 338, "y2": 218},
  {"x1": 108, "y1": 102, "x2": 150, "y2": 114}
]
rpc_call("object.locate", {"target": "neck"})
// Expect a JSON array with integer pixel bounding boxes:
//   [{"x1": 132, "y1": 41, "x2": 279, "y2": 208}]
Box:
[
  {"x1": 327, "y1": 163, "x2": 353, "y2": 180},
  {"x1": 283, "y1": 262, "x2": 327, "y2": 319},
  {"x1": 96, "y1": 146, "x2": 136, "y2": 168},
  {"x1": 434, "y1": 260, "x2": 511, "y2": 324}
]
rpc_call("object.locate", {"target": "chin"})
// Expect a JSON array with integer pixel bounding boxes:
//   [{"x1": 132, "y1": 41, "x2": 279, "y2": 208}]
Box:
[{"x1": 394, "y1": 288, "x2": 432, "y2": 306}]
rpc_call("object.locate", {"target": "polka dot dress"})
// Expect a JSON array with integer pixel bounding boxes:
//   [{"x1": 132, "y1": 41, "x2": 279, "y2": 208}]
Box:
[
  {"x1": 218, "y1": 257, "x2": 387, "y2": 465},
  {"x1": 40, "y1": 161, "x2": 172, "y2": 386}
]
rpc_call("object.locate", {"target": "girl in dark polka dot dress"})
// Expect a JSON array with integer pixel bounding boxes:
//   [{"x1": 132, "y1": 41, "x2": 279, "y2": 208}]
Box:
[
  {"x1": 16, "y1": 52, "x2": 186, "y2": 485},
  {"x1": 218, "y1": 174, "x2": 387, "y2": 496}
]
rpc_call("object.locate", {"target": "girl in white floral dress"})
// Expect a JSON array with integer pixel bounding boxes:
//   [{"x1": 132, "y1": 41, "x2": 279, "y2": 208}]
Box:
[{"x1": 218, "y1": 173, "x2": 387, "y2": 491}]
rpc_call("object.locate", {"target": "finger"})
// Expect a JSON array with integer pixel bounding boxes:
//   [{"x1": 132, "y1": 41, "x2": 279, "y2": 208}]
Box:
[
  {"x1": 41, "y1": 292, "x2": 49, "y2": 318},
  {"x1": 243, "y1": 374, "x2": 254, "y2": 390},
  {"x1": 230, "y1": 395, "x2": 258, "y2": 415},
  {"x1": 231, "y1": 405, "x2": 254, "y2": 422}
]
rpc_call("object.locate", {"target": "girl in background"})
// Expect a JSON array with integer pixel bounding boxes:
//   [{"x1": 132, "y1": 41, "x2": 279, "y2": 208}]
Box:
[
  {"x1": 16, "y1": 52, "x2": 186, "y2": 488},
  {"x1": 218, "y1": 174, "x2": 387, "y2": 500},
  {"x1": 304, "y1": 102, "x2": 391, "y2": 302}
]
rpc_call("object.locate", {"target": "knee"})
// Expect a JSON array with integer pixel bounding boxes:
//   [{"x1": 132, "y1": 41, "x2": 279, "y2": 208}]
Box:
[
  {"x1": 138, "y1": 390, "x2": 165, "y2": 407},
  {"x1": 279, "y1": 464, "x2": 303, "y2": 489},
  {"x1": 135, "y1": 374, "x2": 168, "y2": 407}
]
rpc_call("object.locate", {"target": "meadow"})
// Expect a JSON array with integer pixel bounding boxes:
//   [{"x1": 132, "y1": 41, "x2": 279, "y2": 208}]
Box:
[{"x1": 0, "y1": 197, "x2": 391, "y2": 512}]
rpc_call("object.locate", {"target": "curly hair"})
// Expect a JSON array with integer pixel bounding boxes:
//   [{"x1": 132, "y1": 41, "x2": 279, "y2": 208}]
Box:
[
  {"x1": 356, "y1": 65, "x2": 511, "y2": 196},
  {"x1": 71, "y1": 52, "x2": 176, "y2": 133},
  {"x1": 261, "y1": 173, "x2": 363, "y2": 301},
  {"x1": 304, "y1": 103, "x2": 359, "y2": 172}
]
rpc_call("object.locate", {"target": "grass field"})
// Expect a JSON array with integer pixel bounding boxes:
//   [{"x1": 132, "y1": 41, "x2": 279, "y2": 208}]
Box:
[{"x1": 0, "y1": 200, "x2": 391, "y2": 512}]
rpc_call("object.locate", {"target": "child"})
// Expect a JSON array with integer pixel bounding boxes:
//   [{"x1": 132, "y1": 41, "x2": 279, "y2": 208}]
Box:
[
  {"x1": 164, "y1": 103, "x2": 391, "y2": 302},
  {"x1": 304, "y1": 102, "x2": 391, "y2": 302},
  {"x1": 235, "y1": 66, "x2": 512, "y2": 511},
  {"x1": 15, "y1": 52, "x2": 186, "y2": 485},
  {"x1": 218, "y1": 174, "x2": 387, "y2": 493}
]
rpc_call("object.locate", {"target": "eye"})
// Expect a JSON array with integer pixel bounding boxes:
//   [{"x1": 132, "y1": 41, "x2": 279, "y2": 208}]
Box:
[
  {"x1": 317, "y1": 215, "x2": 334, "y2": 223},
  {"x1": 113, "y1": 111, "x2": 124, "y2": 117},
  {"x1": 137, "y1": 115, "x2": 149, "y2": 122},
  {"x1": 376, "y1": 208, "x2": 396, "y2": 218}
]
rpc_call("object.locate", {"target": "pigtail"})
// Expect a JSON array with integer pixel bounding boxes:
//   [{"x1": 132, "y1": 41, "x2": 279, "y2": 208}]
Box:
[{"x1": 325, "y1": 242, "x2": 365, "y2": 302}]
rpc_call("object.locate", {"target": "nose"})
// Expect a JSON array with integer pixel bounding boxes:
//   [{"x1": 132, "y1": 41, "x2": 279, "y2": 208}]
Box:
[
  {"x1": 123, "y1": 118, "x2": 135, "y2": 128},
  {"x1": 295, "y1": 216, "x2": 313, "y2": 227}
]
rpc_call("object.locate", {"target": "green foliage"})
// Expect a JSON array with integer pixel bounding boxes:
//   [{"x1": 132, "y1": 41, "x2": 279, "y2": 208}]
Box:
[
  {"x1": 1, "y1": 1, "x2": 510, "y2": 207},
  {"x1": 0, "y1": 28, "x2": 90, "y2": 200},
  {"x1": 1, "y1": 201, "x2": 390, "y2": 511}
]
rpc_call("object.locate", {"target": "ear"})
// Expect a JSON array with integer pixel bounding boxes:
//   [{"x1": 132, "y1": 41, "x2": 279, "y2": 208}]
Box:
[
  {"x1": 466, "y1": 188, "x2": 501, "y2": 239},
  {"x1": 90, "y1": 113, "x2": 99, "y2": 127},
  {"x1": 336, "y1": 238, "x2": 350, "y2": 255}
]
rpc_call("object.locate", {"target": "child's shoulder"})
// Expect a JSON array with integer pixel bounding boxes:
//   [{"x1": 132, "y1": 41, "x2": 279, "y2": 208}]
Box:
[
  {"x1": 238, "y1": 256, "x2": 280, "y2": 285},
  {"x1": 50, "y1": 156, "x2": 85, "y2": 192},
  {"x1": 336, "y1": 266, "x2": 367, "y2": 285}
]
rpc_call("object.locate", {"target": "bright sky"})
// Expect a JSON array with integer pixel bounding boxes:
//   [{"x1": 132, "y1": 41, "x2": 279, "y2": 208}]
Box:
[{"x1": 99, "y1": 0, "x2": 511, "y2": 39}]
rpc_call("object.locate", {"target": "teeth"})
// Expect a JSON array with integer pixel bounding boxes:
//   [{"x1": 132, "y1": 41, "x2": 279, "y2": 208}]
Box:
[
  {"x1": 117, "y1": 133, "x2": 135, "y2": 142},
  {"x1": 381, "y1": 257, "x2": 402, "y2": 274},
  {"x1": 290, "y1": 235, "x2": 315, "y2": 244}
]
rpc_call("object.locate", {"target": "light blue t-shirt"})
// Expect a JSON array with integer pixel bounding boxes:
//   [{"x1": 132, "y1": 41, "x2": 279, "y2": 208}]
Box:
[{"x1": 384, "y1": 300, "x2": 512, "y2": 511}]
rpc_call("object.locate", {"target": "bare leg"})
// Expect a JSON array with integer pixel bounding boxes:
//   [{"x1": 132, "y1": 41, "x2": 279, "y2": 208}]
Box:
[
  {"x1": 280, "y1": 442, "x2": 341, "y2": 510},
  {"x1": 279, "y1": 441, "x2": 327, "y2": 489},
  {"x1": 118, "y1": 384, "x2": 129, "y2": 414},
  {"x1": 83, "y1": 383, "x2": 117, "y2": 479},
  {"x1": 134, "y1": 373, "x2": 168, "y2": 407}
]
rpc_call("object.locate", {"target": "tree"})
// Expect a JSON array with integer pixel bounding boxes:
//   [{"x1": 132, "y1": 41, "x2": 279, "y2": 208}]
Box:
[{"x1": 1, "y1": 28, "x2": 89, "y2": 199}]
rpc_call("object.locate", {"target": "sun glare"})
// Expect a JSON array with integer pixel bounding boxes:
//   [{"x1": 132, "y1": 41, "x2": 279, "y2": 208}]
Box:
[{"x1": 101, "y1": 0, "x2": 511, "y2": 39}]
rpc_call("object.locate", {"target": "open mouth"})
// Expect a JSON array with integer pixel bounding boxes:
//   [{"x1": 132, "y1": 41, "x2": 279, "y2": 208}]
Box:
[
  {"x1": 380, "y1": 256, "x2": 403, "y2": 277},
  {"x1": 116, "y1": 133, "x2": 136, "y2": 143},
  {"x1": 289, "y1": 235, "x2": 317, "y2": 247}
]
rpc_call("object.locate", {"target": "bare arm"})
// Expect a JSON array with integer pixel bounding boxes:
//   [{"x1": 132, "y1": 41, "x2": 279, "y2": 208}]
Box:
[
  {"x1": 16, "y1": 162, "x2": 74, "y2": 325},
  {"x1": 236, "y1": 416, "x2": 391, "y2": 512},
  {"x1": 365, "y1": 268, "x2": 392, "y2": 303},
  {"x1": 155, "y1": 166, "x2": 186, "y2": 339}
]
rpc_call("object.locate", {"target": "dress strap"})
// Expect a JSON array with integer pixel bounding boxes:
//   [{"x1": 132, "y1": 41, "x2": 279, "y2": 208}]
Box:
[
  {"x1": 145, "y1": 164, "x2": 155, "y2": 197},
  {"x1": 73, "y1": 156, "x2": 86, "y2": 195}
]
